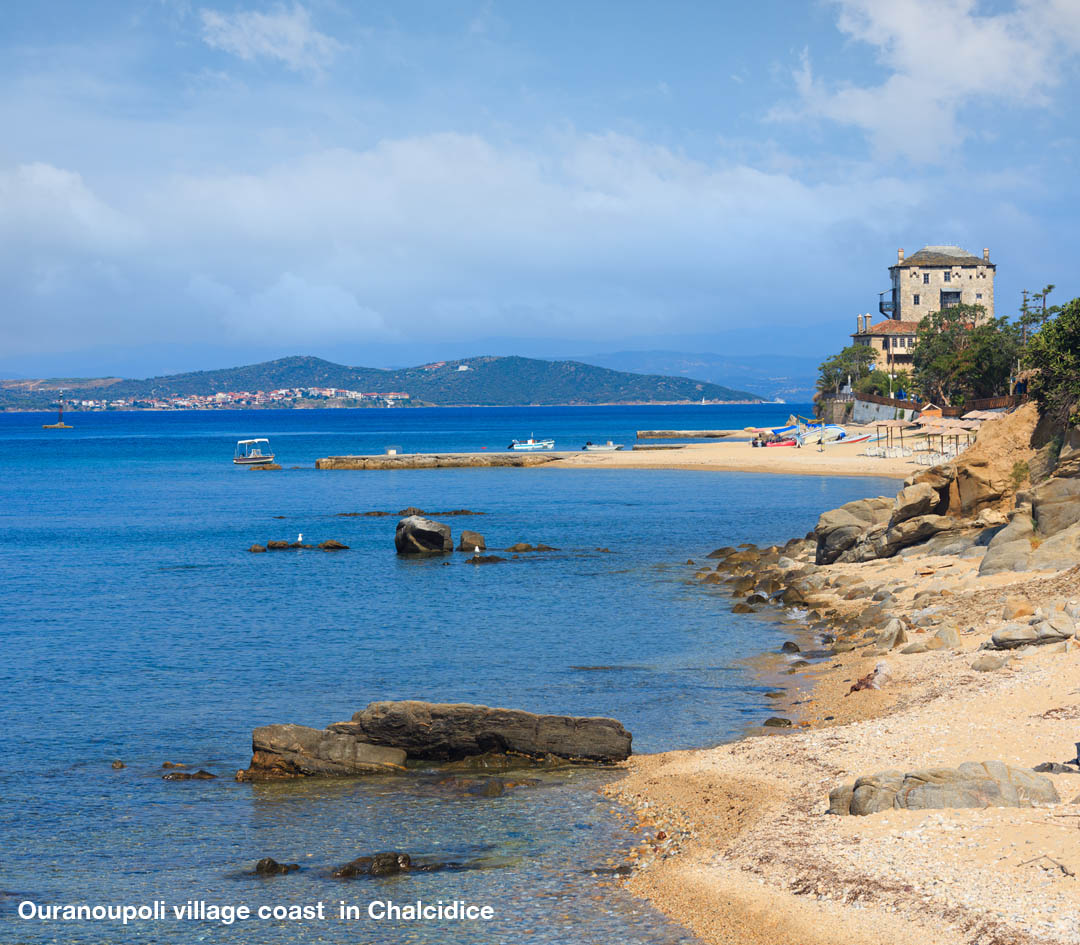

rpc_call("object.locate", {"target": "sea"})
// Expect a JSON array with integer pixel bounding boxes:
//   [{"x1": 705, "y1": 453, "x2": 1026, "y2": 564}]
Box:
[{"x1": 0, "y1": 405, "x2": 901, "y2": 944}]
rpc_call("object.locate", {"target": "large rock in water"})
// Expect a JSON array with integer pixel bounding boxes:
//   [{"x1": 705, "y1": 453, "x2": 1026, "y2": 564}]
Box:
[
  {"x1": 395, "y1": 516, "x2": 452, "y2": 555},
  {"x1": 457, "y1": 530, "x2": 486, "y2": 552},
  {"x1": 328, "y1": 700, "x2": 632, "y2": 763},
  {"x1": 829, "y1": 761, "x2": 1059, "y2": 815},
  {"x1": 236, "y1": 724, "x2": 407, "y2": 780}
]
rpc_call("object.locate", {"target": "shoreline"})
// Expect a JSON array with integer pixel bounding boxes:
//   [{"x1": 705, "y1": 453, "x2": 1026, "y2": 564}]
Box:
[{"x1": 606, "y1": 522, "x2": 1080, "y2": 943}]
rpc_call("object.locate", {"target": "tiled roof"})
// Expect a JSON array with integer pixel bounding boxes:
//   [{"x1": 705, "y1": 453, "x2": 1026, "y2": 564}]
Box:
[
  {"x1": 894, "y1": 246, "x2": 990, "y2": 269},
  {"x1": 855, "y1": 320, "x2": 920, "y2": 336}
]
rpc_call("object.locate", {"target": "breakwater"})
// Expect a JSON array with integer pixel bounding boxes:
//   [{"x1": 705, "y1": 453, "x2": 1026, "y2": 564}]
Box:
[
  {"x1": 636, "y1": 429, "x2": 735, "y2": 439},
  {"x1": 315, "y1": 452, "x2": 568, "y2": 469}
]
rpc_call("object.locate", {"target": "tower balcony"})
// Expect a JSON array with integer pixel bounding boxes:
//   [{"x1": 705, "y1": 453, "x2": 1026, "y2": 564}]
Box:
[{"x1": 879, "y1": 291, "x2": 895, "y2": 317}]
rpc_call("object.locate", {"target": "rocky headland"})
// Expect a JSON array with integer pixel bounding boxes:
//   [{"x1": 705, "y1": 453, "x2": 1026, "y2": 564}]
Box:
[{"x1": 606, "y1": 404, "x2": 1080, "y2": 945}]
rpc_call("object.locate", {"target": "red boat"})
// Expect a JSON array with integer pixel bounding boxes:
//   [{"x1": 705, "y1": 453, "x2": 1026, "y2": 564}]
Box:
[{"x1": 764, "y1": 438, "x2": 797, "y2": 447}]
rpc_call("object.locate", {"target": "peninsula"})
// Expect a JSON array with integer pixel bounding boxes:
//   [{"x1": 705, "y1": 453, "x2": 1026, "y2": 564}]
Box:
[{"x1": 1, "y1": 354, "x2": 761, "y2": 411}]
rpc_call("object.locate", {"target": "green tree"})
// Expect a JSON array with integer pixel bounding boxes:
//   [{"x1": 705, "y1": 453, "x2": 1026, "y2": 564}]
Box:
[
  {"x1": 912, "y1": 304, "x2": 1021, "y2": 405},
  {"x1": 817, "y1": 344, "x2": 877, "y2": 395},
  {"x1": 1026, "y1": 297, "x2": 1080, "y2": 424}
]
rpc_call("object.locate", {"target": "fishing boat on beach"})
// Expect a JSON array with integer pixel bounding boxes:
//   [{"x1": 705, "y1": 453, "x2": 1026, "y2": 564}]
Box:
[
  {"x1": 582, "y1": 440, "x2": 624, "y2": 451},
  {"x1": 234, "y1": 438, "x2": 275, "y2": 465},
  {"x1": 508, "y1": 436, "x2": 555, "y2": 451}
]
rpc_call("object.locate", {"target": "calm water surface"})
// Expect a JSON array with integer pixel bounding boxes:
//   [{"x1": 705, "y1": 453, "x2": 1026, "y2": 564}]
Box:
[{"x1": 0, "y1": 407, "x2": 899, "y2": 943}]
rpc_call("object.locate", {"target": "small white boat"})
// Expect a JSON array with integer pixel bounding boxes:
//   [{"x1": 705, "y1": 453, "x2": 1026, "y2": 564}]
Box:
[
  {"x1": 797, "y1": 423, "x2": 847, "y2": 445},
  {"x1": 582, "y1": 440, "x2": 624, "y2": 451},
  {"x1": 507, "y1": 436, "x2": 555, "y2": 451},
  {"x1": 234, "y1": 438, "x2": 275, "y2": 465}
]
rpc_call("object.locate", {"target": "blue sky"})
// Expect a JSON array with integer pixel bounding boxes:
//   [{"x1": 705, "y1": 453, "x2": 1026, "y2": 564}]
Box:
[{"x1": 3, "y1": 0, "x2": 1080, "y2": 376}]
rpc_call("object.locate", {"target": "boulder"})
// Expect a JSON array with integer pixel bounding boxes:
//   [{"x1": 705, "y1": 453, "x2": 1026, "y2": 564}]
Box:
[
  {"x1": 971, "y1": 653, "x2": 1008, "y2": 672},
  {"x1": 318, "y1": 540, "x2": 349, "y2": 551},
  {"x1": 1003, "y1": 597, "x2": 1034, "y2": 620},
  {"x1": 934, "y1": 626, "x2": 960, "y2": 648},
  {"x1": 249, "y1": 544, "x2": 267, "y2": 553},
  {"x1": 829, "y1": 760, "x2": 1059, "y2": 815},
  {"x1": 978, "y1": 513, "x2": 1035, "y2": 575},
  {"x1": 1032, "y1": 478, "x2": 1080, "y2": 537},
  {"x1": 395, "y1": 516, "x2": 452, "y2": 555},
  {"x1": 464, "y1": 555, "x2": 505, "y2": 565},
  {"x1": 875, "y1": 619, "x2": 908, "y2": 650},
  {"x1": 457, "y1": 530, "x2": 486, "y2": 552},
  {"x1": 1055, "y1": 425, "x2": 1080, "y2": 479},
  {"x1": 236, "y1": 724, "x2": 407, "y2": 780},
  {"x1": 814, "y1": 497, "x2": 894, "y2": 564},
  {"x1": 989, "y1": 614, "x2": 1076, "y2": 649},
  {"x1": 328, "y1": 700, "x2": 631, "y2": 763},
  {"x1": 1028, "y1": 521, "x2": 1080, "y2": 571},
  {"x1": 989, "y1": 623, "x2": 1039, "y2": 649},
  {"x1": 891, "y1": 482, "x2": 941, "y2": 526}
]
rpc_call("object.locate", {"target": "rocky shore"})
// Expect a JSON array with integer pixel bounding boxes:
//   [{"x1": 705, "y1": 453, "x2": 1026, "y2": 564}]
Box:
[{"x1": 606, "y1": 405, "x2": 1080, "y2": 945}]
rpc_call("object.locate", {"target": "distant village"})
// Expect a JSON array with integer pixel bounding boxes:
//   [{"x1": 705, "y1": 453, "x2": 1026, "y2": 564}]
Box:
[{"x1": 69, "y1": 388, "x2": 412, "y2": 410}]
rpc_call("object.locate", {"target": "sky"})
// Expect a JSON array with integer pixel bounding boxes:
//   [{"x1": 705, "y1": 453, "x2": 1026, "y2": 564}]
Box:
[{"x1": 3, "y1": 0, "x2": 1080, "y2": 377}]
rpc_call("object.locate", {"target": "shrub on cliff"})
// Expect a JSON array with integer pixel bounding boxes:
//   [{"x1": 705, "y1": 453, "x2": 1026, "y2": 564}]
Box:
[{"x1": 1026, "y1": 297, "x2": 1080, "y2": 425}]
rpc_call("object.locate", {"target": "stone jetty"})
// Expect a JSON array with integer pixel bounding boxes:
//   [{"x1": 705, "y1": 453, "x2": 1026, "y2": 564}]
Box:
[
  {"x1": 636, "y1": 430, "x2": 734, "y2": 439},
  {"x1": 315, "y1": 452, "x2": 567, "y2": 470}
]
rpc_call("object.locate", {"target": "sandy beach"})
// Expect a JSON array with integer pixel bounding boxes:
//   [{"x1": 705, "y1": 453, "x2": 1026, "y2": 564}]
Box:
[
  {"x1": 552, "y1": 435, "x2": 919, "y2": 478},
  {"x1": 606, "y1": 540, "x2": 1080, "y2": 944}
]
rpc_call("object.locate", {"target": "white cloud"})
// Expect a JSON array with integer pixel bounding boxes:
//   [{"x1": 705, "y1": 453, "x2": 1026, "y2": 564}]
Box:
[
  {"x1": 199, "y1": 3, "x2": 340, "y2": 72},
  {"x1": 1, "y1": 133, "x2": 925, "y2": 355},
  {"x1": 783, "y1": 0, "x2": 1080, "y2": 162}
]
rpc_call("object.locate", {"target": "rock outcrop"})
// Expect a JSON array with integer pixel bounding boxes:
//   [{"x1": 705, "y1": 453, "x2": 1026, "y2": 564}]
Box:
[
  {"x1": 987, "y1": 611, "x2": 1077, "y2": 649},
  {"x1": 236, "y1": 724, "x2": 407, "y2": 780},
  {"x1": 457, "y1": 530, "x2": 486, "y2": 552},
  {"x1": 237, "y1": 702, "x2": 632, "y2": 779},
  {"x1": 814, "y1": 497, "x2": 893, "y2": 564},
  {"x1": 395, "y1": 516, "x2": 453, "y2": 555},
  {"x1": 328, "y1": 700, "x2": 632, "y2": 763},
  {"x1": 829, "y1": 761, "x2": 1059, "y2": 815}
]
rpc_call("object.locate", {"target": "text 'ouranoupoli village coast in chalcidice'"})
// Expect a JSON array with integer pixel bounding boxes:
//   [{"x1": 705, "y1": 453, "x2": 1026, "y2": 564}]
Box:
[{"x1": 4, "y1": 4, "x2": 1080, "y2": 945}]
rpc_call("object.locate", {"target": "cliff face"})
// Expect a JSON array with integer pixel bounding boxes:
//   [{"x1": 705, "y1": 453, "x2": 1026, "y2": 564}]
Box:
[{"x1": 925, "y1": 402, "x2": 1039, "y2": 518}]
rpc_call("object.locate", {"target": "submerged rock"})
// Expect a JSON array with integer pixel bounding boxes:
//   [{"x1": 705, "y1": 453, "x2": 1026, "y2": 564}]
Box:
[
  {"x1": 236, "y1": 724, "x2": 407, "y2": 780},
  {"x1": 318, "y1": 540, "x2": 349, "y2": 551},
  {"x1": 334, "y1": 852, "x2": 412, "y2": 878},
  {"x1": 255, "y1": 858, "x2": 299, "y2": 875},
  {"x1": 162, "y1": 769, "x2": 216, "y2": 781}
]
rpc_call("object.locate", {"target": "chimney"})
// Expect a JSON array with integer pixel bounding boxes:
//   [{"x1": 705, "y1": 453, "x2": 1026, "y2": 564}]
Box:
[
  {"x1": 857, "y1": 314, "x2": 864, "y2": 333},
  {"x1": 898, "y1": 248, "x2": 905, "y2": 263},
  {"x1": 983, "y1": 247, "x2": 989, "y2": 261}
]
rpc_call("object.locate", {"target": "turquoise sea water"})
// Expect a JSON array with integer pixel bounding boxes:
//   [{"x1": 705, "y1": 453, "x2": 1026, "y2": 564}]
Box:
[{"x1": 0, "y1": 406, "x2": 899, "y2": 944}]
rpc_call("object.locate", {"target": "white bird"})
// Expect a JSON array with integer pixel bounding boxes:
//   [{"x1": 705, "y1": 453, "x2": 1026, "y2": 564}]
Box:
[
  {"x1": 297, "y1": 533, "x2": 303, "y2": 542},
  {"x1": 473, "y1": 545, "x2": 480, "y2": 557}
]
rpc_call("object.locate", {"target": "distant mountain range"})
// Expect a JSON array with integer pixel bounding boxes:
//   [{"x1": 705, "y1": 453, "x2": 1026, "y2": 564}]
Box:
[
  {"x1": 578, "y1": 351, "x2": 819, "y2": 402},
  {"x1": 1, "y1": 355, "x2": 762, "y2": 408}
]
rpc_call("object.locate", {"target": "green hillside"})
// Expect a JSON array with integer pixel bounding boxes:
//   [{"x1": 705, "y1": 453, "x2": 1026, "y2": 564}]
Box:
[{"x1": 5, "y1": 355, "x2": 762, "y2": 407}]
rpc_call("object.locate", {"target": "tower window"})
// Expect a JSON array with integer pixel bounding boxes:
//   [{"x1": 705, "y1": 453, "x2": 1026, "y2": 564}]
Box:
[
  {"x1": 913, "y1": 294, "x2": 920, "y2": 305},
  {"x1": 944, "y1": 271, "x2": 952, "y2": 282},
  {"x1": 923, "y1": 273, "x2": 930, "y2": 284}
]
